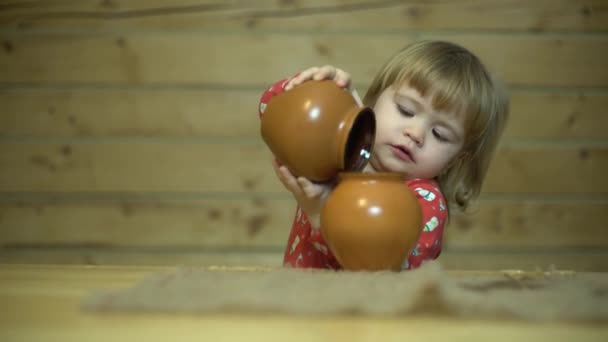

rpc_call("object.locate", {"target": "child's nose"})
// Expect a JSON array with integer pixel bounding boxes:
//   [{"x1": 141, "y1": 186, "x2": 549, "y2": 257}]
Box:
[{"x1": 405, "y1": 126, "x2": 424, "y2": 146}]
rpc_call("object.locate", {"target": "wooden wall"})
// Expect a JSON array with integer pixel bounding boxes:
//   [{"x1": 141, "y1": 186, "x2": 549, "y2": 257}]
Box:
[{"x1": 1, "y1": 0, "x2": 607, "y2": 270}]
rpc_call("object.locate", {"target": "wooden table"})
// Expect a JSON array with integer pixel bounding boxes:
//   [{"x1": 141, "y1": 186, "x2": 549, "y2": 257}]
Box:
[{"x1": 1, "y1": 264, "x2": 606, "y2": 342}]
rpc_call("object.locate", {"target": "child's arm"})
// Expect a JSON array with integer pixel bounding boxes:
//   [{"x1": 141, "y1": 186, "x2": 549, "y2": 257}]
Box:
[
  {"x1": 258, "y1": 78, "x2": 292, "y2": 118},
  {"x1": 272, "y1": 159, "x2": 334, "y2": 230},
  {"x1": 404, "y1": 179, "x2": 448, "y2": 269},
  {"x1": 259, "y1": 66, "x2": 352, "y2": 229}
]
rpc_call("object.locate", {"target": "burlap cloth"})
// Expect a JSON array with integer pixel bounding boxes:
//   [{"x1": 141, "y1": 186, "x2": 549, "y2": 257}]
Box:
[{"x1": 82, "y1": 262, "x2": 608, "y2": 321}]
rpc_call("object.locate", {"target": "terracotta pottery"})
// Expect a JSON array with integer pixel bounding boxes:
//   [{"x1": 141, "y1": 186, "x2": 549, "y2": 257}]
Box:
[
  {"x1": 260, "y1": 80, "x2": 376, "y2": 182},
  {"x1": 320, "y1": 172, "x2": 423, "y2": 271}
]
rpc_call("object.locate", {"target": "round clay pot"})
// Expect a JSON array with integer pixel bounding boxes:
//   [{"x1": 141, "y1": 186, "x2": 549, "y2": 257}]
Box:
[
  {"x1": 320, "y1": 172, "x2": 423, "y2": 271},
  {"x1": 260, "y1": 80, "x2": 375, "y2": 182}
]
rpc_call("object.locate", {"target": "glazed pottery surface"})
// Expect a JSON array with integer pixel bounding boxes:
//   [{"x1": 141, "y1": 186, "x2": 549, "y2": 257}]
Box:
[
  {"x1": 320, "y1": 172, "x2": 423, "y2": 271},
  {"x1": 260, "y1": 80, "x2": 375, "y2": 182}
]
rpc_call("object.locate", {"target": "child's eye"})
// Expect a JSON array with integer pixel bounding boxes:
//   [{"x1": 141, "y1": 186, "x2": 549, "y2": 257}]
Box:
[
  {"x1": 432, "y1": 129, "x2": 449, "y2": 142},
  {"x1": 397, "y1": 105, "x2": 414, "y2": 117}
]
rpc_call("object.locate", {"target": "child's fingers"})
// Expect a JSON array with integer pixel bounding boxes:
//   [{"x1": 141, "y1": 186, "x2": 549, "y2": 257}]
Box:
[
  {"x1": 297, "y1": 177, "x2": 324, "y2": 198},
  {"x1": 273, "y1": 164, "x2": 304, "y2": 196},
  {"x1": 285, "y1": 67, "x2": 320, "y2": 90},
  {"x1": 312, "y1": 65, "x2": 336, "y2": 81},
  {"x1": 284, "y1": 65, "x2": 351, "y2": 91},
  {"x1": 272, "y1": 163, "x2": 291, "y2": 183},
  {"x1": 272, "y1": 158, "x2": 283, "y2": 168},
  {"x1": 334, "y1": 69, "x2": 352, "y2": 89},
  {"x1": 312, "y1": 66, "x2": 351, "y2": 89},
  {"x1": 296, "y1": 177, "x2": 313, "y2": 196}
]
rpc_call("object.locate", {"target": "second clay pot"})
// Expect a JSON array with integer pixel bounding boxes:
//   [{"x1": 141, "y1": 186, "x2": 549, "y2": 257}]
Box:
[{"x1": 320, "y1": 172, "x2": 423, "y2": 271}]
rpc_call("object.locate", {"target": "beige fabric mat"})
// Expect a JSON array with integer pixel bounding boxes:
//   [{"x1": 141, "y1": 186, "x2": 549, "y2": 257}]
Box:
[{"x1": 82, "y1": 262, "x2": 608, "y2": 321}]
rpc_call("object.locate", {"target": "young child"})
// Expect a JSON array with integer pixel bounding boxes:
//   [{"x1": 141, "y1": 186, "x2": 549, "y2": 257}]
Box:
[{"x1": 258, "y1": 40, "x2": 510, "y2": 270}]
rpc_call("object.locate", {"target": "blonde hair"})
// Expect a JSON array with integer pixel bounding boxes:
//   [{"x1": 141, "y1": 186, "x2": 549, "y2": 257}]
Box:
[{"x1": 363, "y1": 40, "x2": 510, "y2": 213}]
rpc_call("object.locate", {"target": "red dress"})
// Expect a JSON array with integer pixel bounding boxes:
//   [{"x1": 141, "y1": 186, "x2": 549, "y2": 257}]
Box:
[{"x1": 259, "y1": 78, "x2": 448, "y2": 270}]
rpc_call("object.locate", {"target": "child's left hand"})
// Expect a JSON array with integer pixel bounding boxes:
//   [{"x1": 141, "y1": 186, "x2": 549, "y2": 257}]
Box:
[
  {"x1": 284, "y1": 65, "x2": 352, "y2": 91},
  {"x1": 272, "y1": 159, "x2": 334, "y2": 230}
]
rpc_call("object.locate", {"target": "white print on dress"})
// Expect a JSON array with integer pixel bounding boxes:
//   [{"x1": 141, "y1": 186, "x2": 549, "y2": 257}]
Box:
[
  {"x1": 312, "y1": 242, "x2": 328, "y2": 255},
  {"x1": 290, "y1": 235, "x2": 300, "y2": 254},
  {"x1": 424, "y1": 217, "x2": 439, "y2": 232},
  {"x1": 415, "y1": 188, "x2": 436, "y2": 201},
  {"x1": 296, "y1": 207, "x2": 307, "y2": 225}
]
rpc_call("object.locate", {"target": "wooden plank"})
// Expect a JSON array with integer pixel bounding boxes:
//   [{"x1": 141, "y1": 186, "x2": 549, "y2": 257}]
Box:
[
  {"x1": 505, "y1": 91, "x2": 608, "y2": 139},
  {"x1": 0, "y1": 142, "x2": 605, "y2": 193},
  {"x1": 483, "y1": 144, "x2": 607, "y2": 193},
  {"x1": 1, "y1": 0, "x2": 606, "y2": 32},
  {"x1": 0, "y1": 88, "x2": 262, "y2": 138},
  {"x1": 445, "y1": 199, "x2": 608, "y2": 248},
  {"x1": 1, "y1": 248, "x2": 606, "y2": 271},
  {"x1": 0, "y1": 198, "x2": 606, "y2": 249},
  {"x1": 0, "y1": 33, "x2": 606, "y2": 87},
  {"x1": 0, "y1": 248, "x2": 284, "y2": 268},
  {"x1": 437, "y1": 250, "x2": 608, "y2": 272},
  {"x1": 0, "y1": 264, "x2": 593, "y2": 280},
  {"x1": 0, "y1": 141, "x2": 277, "y2": 193},
  {"x1": 1, "y1": 88, "x2": 607, "y2": 140},
  {"x1": 0, "y1": 198, "x2": 296, "y2": 248}
]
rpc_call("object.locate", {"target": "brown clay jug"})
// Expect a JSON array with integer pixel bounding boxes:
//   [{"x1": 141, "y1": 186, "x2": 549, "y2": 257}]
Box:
[
  {"x1": 320, "y1": 172, "x2": 423, "y2": 271},
  {"x1": 260, "y1": 80, "x2": 376, "y2": 182}
]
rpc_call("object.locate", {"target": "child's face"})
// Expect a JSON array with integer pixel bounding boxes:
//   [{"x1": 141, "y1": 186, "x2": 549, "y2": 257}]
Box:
[{"x1": 366, "y1": 84, "x2": 466, "y2": 179}]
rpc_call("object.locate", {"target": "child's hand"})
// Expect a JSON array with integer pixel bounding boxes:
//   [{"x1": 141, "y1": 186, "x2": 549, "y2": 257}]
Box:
[
  {"x1": 272, "y1": 159, "x2": 334, "y2": 229},
  {"x1": 284, "y1": 65, "x2": 352, "y2": 91}
]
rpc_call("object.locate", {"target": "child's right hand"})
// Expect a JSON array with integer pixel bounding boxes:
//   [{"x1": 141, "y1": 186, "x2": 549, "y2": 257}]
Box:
[
  {"x1": 272, "y1": 159, "x2": 335, "y2": 230},
  {"x1": 284, "y1": 65, "x2": 352, "y2": 91},
  {"x1": 266, "y1": 65, "x2": 350, "y2": 228}
]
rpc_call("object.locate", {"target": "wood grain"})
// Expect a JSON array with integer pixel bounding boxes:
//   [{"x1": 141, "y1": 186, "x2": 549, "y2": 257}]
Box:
[
  {"x1": 1, "y1": 249, "x2": 607, "y2": 271},
  {"x1": 1, "y1": 33, "x2": 606, "y2": 87},
  {"x1": 0, "y1": 198, "x2": 606, "y2": 249},
  {"x1": 0, "y1": 197, "x2": 295, "y2": 248},
  {"x1": 0, "y1": 142, "x2": 605, "y2": 193},
  {"x1": 0, "y1": 141, "x2": 274, "y2": 193},
  {"x1": 1, "y1": 88, "x2": 607, "y2": 139},
  {"x1": 1, "y1": 0, "x2": 605, "y2": 32},
  {"x1": 0, "y1": 88, "x2": 262, "y2": 138},
  {"x1": 445, "y1": 199, "x2": 608, "y2": 248}
]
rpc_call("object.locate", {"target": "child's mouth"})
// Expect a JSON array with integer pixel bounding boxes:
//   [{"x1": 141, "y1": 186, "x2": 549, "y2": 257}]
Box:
[{"x1": 390, "y1": 144, "x2": 415, "y2": 163}]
